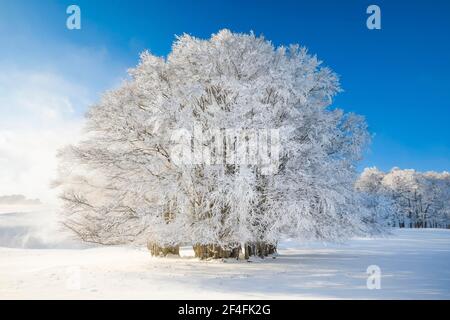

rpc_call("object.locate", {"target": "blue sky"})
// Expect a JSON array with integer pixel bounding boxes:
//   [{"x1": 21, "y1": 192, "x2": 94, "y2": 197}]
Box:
[{"x1": 0, "y1": 0, "x2": 449, "y2": 200}]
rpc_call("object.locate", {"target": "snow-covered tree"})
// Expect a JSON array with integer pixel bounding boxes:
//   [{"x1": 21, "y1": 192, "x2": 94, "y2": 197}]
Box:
[
  {"x1": 356, "y1": 167, "x2": 397, "y2": 227},
  {"x1": 356, "y1": 167, "x2": 450, "y2": 228},
  {"x1": 56, "y1": 30, "x2": 375, "y2": 258}
]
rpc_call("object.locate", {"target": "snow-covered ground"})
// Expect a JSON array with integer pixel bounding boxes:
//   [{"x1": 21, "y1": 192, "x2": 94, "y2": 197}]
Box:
[{"x1": 0, "y1": 208, "x2": 449, "y2": 299}]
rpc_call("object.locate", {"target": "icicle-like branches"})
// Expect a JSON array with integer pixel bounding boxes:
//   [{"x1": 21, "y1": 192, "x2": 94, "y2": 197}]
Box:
[{"x1": 56, "y1": 29, "x2": 375, "y2": 251}]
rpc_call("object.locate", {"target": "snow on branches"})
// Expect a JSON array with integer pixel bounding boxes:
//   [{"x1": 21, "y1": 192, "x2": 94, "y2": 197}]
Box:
[
  {"x1": 55, "y1": 30, "x2": 375, "y2": 257},
  {"x1": 356, "y1": 167, "x2": 450, "y2": 228}
]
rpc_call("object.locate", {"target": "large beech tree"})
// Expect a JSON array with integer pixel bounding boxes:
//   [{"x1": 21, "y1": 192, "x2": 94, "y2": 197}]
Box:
[{"x1": 56, "y1": 30, "x2": 374, "y2": 258}]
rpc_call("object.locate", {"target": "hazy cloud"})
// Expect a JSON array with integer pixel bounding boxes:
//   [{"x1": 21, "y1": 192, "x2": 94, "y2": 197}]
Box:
[
  {"x1": 0, "y1": 68, "x2": 86, "y2": 204},
  {"x1": 0, "y1": 194, "x2": 41, "y2": 205}
]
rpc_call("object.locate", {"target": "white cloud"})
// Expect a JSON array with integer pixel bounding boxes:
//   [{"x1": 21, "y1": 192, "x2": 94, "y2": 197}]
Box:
[
  {"x1": 0, "y1": 70, "x2": 90, "y2": 126},
  {"x1": 0, "y1": 69, "x2": 87, "y2": 204},
  {"x1": 0, "y1": 34, "x2": 130, "y2": 205},
  {"x1": 0, "y1": 124, "x2": 82, "y2": 204}
]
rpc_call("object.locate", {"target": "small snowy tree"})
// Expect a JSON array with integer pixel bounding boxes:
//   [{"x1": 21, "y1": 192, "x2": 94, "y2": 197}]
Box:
[
  {"x1": 56, "y1": 30, "x2": 376, "y2": 258},
  {"x1": 356, "y1": 167, "x2": 450, "y2": 228},
  {"x1": 356, "y1": 167, "x2": 397, "y2": 227}
]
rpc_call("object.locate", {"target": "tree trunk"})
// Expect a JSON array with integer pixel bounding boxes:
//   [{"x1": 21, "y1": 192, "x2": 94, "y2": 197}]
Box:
[
  {"x1": 147, "y1": 242, "x2": 180, "y2": 257},
  {"x1": 193, "y1": 244, "x2": 240, "y2": 259},
  {"x1": 244, "y1": 242, "x2": 277, "y2": 258}
]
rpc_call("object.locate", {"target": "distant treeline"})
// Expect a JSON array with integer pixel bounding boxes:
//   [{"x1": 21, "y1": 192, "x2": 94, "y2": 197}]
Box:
[{"x1": 357, "y1": 168, "x2": 450, "y2": 229}]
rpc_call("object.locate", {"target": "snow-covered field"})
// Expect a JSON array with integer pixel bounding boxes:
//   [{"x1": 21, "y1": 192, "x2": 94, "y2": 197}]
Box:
[{"x1": 0, "y1": 208, "x2": 449, "y2": 299}]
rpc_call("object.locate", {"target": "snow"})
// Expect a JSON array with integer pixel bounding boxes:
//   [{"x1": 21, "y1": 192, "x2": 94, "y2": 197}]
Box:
[
  {"x1": 57, "y1": 30, "x2": 372, "y2": 247},
  {"x1": 1, "y1": 210, "x2": 449, "y2": 299}
]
